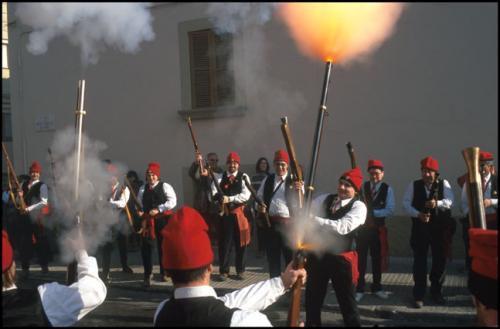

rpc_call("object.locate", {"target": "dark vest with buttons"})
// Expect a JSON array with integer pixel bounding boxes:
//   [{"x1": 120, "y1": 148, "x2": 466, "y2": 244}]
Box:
[
  {"x1": 142, "y1": 182, "x2": 167, "y2": 213},
  {"x1": 362, "y1": 181, "x2": 389, "y2": 226},
  {"x1": 22, "y1": 181, "x2": 44, "y2": 207},
  {"x1": 219, "y1": 172, "x2": 244, "y2": 198},
  {"x1": 321, "y1": 194, "x2": 359, "y2": 252},
  {"x1": 2, "y1": 288, "x2": 51, "y2": 326},
  {"x1": 154, "y1": 296, "x2": 238, "y2": 327},
  {"x1": 411, "y1": 178, "x2": 451, "y2": 229},
  {"x1": 262, "y1": 174, "x2": 295, "y2": 215}
]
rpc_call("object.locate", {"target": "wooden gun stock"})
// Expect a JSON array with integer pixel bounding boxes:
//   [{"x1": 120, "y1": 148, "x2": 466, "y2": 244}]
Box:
[
  {"x1": 242, "y1": 175, "x2": 271, "y2": 228},
  {"x1": 287, "y1": 249, "x2": 306, "y2": 327},
  {"x1": 187, "y1": 116, "x2": 205, "y2": 176},
  {"x1": 208, "y1": 168, "x2": 229, "y2": 216},
  {"x1": 280, "y1": 117, "x2": 304, "y2": 208},
  {"x1": 346, "y1": 142, "x2": 357, "y2": 169},
  {"x1": 2, "y1": 142, "x2": 27, "y2": 212},
  {"x1": 462, "y1": 147, "x2": 486, "y2": 229}
]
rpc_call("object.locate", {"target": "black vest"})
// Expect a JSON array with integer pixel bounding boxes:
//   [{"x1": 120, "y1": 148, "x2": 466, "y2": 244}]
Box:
[
  {"x1": 362, "y1": 181, "x2": 389, "y2": 225},
  {"x1": 486, "y1": 174, "x2": 498, "y2": 199},
  {"x1": 220, "y1": 172, "x2": 244, "y2": 197},
  {"x1": 321, "y1": 194, "x2": 359, "y2": 251},
  {"x1": 2, "y1": 288, "x2": 51, "y2": 326},
  {"x1": 22, "y1": 181, "x2": 44, "y2": 207},
  {"x1": 142, "y1": 182, "x2": 168, "y2": 213},
  {"x1": 154, "y1": 296, "x2": 238, "y2": 327},
  {"x1": 411, "y1": 179, "x2": 451, "y2": 228},
  {"x1": 262, "y1": 174, "x2": 294, "y2": 212}
]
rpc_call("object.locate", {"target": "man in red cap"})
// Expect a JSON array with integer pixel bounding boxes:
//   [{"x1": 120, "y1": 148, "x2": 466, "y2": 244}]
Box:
[
  {"x1": 403, "y1": 156, "x2": 454, "y2": 308},
  {"x1": 460, "y1": 150, "x2": 497, "y2": 271},
  {"x1": 15, "y1": 160, "x2": 52, "y2": 279},
  {"x1": 2, "y1": 229, "x2": 107, "y2": 326},
  {"x1": 306, "y1": 167, "x2": 367, "y2": 327},
  {"x1": 153, "y1": 206, "x2": 307, "y2": 326},
  {"x1": 355, "y1": 159, "x2": 395, "y2": 302},
  {"x1": 136, "y1": 162, "x2": 177, "y2": 287},
  {"x1": 256, "y1": 149, "x2": 303, "y2": 278},
  {"x1": 204, "y1": 151, "x2": 251, "y2": 281}
]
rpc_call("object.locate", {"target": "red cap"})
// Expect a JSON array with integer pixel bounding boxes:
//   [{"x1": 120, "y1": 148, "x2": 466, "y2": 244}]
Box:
[
  {"x1": 468, "y1": 228, "x2": 498, "y2": 280},
  {"x1": 367, "y1": 159, "x2": 384, "y2": 171},
  {"x1": 420, "y1": 156, "x2": 439, "y2": 172},
  {"x1": 2, "y1": 230, "x2": 13, "y2": 273},
  {"x1": 274, "y1": 149, "x2": 290, "y2": 164},
  {"x1": 226, "y1": 152, "x2": 240, "y2": 164},
  {"x1": 29, "y1": 161, "x2": 42, "y2": 173},
  {"x1": 162, "y1": 206, "x2": 214, "y2": 270},
  {"x1": 147, "y1": 162, "x2": 161, "y2": 177},
  {"x1": 479, "y1": 151, "x2": 494, "y2": 162},
  {"x1": 340, "y1": 167, "x2": 363, "y2": 192},
  {"x1": 107, "y1": 164, "x2": 118, "y2": 175}
]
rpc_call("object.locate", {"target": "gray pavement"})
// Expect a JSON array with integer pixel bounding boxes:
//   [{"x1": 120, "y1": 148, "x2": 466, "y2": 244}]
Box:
[{"x1": 16, "y1": 241, "x2": 476, "y2": 327}]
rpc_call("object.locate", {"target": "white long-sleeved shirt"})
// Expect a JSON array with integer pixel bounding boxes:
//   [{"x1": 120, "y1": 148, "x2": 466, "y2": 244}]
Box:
[
  {"x1": 108, "y1": 182, "x2": 130, "y2": 210},
  {"x1": 37, "y1": 250, "x2": 107, "y2": 326},
  {"x1": 256, "y1": 173, "x2": 292, "y2": 218},
  {"x1": 209, "y1": 171, "x2": 251, "y2": 204},
  {"x1": 21, "y1": 179, "x2": 49, "y2": 213},
  {"x1": 153, "y1": 276, "x2": 286, "y2": 326},
  {"x1": 137, "y1": 181, "x2": 177, "y2": 212},
  {"x1": 311, "y1": 194, "x2": 367, "y2": 235},
  {"x1": 460, "y1": 173, "x2": 497, "y2": 215},
  {"x1": 402, "y1": 179, "x2": 454, "y2": 218},
  {"x1": 362, "y1": 181, "x2": 396, "y2": 218}
]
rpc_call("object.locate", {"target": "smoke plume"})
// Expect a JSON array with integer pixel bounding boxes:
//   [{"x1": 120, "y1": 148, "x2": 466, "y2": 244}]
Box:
[
  {"x1": 207, "y1": 3, "x2": 277, "y2": 34},
  {"x1": 15, "y1": 3, "x2": 155, "y2": 66},
  {"x1": 46, "y1": 126, "x2": 130, "y2": 263}
]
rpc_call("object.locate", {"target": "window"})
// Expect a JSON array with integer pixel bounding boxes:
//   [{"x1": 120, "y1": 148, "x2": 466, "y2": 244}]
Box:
[
  {"x1": 178, "y1": 18, "x2": 246, "y2": 120},
  {"x1": 189, "y1": 29, "x2": 234, "y2": 109}
]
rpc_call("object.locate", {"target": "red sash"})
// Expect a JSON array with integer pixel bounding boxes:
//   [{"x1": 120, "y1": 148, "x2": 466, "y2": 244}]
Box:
[
  {"x1": 141, "y1": 210, "x2": 173, "y2": 240},
  {"x1": 340, "y1": 250, "x2": 359, "y2": 285},
  {"x1": 378, "y1": 226, "x2": 389, "y2": 272},
  {"x1": 231, "y1": 206, "x2": 251, "y2": 247}
]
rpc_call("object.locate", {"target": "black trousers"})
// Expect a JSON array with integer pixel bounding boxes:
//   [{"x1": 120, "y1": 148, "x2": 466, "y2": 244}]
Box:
[
  {"x1": 32, "y1": 222, "x2": 52, "y2": 270},
  {"x1": 141, "y1": 216, "x2": 169, "y2": 277},
  {"x1": 218, "y1": 213, "x2": 246, "y2": 274},
  {"x1": 305, "y1": 253, "x2": 361, "y2": 327},
  {"x1": 100, "y1": 230, "x2": 129, "y2": 276},
  {"x1": 460, "y1": 216, "x2": 471, "y2": 270},
  {"x1": 265, "y1": 222, "x2": 293, "y2": 278},
  {"x1": 356, "y1": 225, "x2": 382, "y2": 293},
  {"x1": 410, "y1": 224, "x2": 447, "y2": 300}
]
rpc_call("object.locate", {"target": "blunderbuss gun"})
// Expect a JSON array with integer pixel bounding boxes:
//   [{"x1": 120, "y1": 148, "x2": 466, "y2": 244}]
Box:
[
  {"x1": 280, "y1": 117, "x2": 306, "y2": 327},
  {"x1": 123, "y1": 176, "x2": 154, "y2": 240},
  {"x1": 346, "y1": 142, "x2": 364, "y2": 203},
  {"x1": 2, "y1": 142, "x2": 28, "y2": 212},
  {"x1": 187, "y1": 116, "x2": 205, "y2": 176},
  {"x1": 462, "y1": 147, "x2": 487, "y2": 229},
  {"x1": 209, "y1": 167, "x2": 230, "y2": 216},
  {"x1": 242, "y1": 175, "x2": 271, "y2": 228}
]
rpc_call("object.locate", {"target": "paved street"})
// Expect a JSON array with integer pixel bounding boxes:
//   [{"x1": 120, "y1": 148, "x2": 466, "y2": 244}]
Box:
[{"x1": 15, "y1": 240, "x2": 476, "y2": 327}]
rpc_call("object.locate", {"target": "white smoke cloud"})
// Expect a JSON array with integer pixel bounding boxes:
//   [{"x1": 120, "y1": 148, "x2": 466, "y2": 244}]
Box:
[
  {"x1": 15, "y1": 3, "x2": 155, "y2": 66},
  {"x1": 207, "y1": 3, "x2": 277, "y2": 35},
  {"x1": 47, "y1": 126, "x2": 130, "y2": 263}
]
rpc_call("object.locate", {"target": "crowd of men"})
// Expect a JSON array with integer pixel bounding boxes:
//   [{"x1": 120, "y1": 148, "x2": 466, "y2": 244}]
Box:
[{"x1": 2, "y1": 148, "x2": 497, "y2": 326}]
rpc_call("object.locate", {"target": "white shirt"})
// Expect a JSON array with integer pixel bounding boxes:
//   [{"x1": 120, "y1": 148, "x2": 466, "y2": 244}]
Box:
[
  {"x1": 108, "y1": 182, "x2": 130, "y2": 210},
  {"x1": 137, "y1": 181, "x2": 177, "y2": 212},
  {"x1": 362, "y1": 181, "x2": 396, "y2": 218},
  {"x1": 460, "y1": 173, "x2": 497, "y2": 215},
  {"x1": 37, "y1": 250, "x2": 107, "y2": 326},
  {"x1": 256, "y1": 173, "x2": 292, "y2": 218},
  {"x1": 311, "y1": 194, "x2": 367, "y2": 235},
  {"x1": 153, "y1": 276, "x2": 286, "y2": 326},
  {"x1": 209, "y1": 171, "x2": 251, "y2": 204},
  {"x1": 402, "y1": 179, "x2": 454, "y2": 218}
]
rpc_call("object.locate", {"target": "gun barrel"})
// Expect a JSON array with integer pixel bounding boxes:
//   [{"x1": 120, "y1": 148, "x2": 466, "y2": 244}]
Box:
[
  {"x1": 462, "y1": 147, "x2": 486, "y2": 229},
  {"x1": 304, "y1": 61, "x2": 333, "y2": 212}
]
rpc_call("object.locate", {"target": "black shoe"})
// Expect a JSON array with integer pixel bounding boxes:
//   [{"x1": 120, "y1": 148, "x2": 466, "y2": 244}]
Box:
[
  {"x1": 122, "y1": 266, "x2": 133, "y2": 274},
  {"x1": 41, "y1": 267, "x2": 49, "y2": 274},
  {"x1": 218, "y1": 273, "x2": 228, "y2": 282},
  {"x1": 413, "y1": 300, "x2": 424, "y2": 309},
  {"x1": 235, "y1": 273, "x2": 245, "y2": 281},
  {"x1": 431, "y1": 294, "x2": 446, "y2": 305},
  {"x1": 143, "y1": 274, "x2": 153, "y2": 288}
]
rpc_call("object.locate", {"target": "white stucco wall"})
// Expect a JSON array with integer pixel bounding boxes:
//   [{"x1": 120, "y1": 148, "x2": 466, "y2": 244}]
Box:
[{"x1": 6, "y1": 3, "x2": 497, "y2": 215}]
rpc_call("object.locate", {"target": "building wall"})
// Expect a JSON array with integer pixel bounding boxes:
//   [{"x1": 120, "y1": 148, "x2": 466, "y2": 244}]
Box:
[{"x1": 7, "y1": 3, "x2": 498, "y2": 218}]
